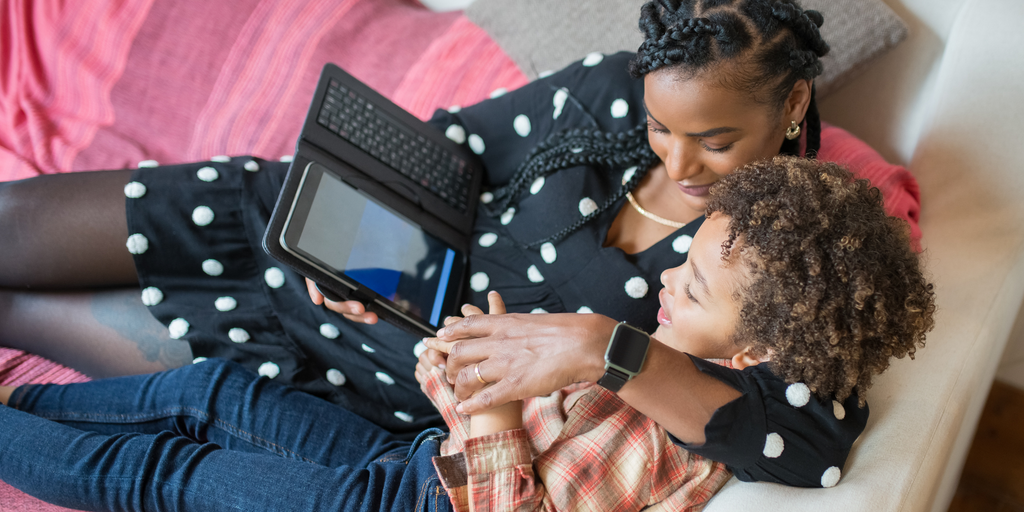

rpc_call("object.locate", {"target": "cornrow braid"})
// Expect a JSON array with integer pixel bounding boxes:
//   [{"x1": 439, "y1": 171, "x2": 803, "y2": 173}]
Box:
[{"x1": 486, "y1": 122, "x2": 659, "y2": 249}]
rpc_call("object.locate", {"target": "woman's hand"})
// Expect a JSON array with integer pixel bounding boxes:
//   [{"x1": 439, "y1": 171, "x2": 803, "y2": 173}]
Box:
[
  {"x1": 425, "y1": 310, "x2": 619, "y2": 415},
  {"x1": 305, "y1": 278, "x2": 378, "y2": 324}
]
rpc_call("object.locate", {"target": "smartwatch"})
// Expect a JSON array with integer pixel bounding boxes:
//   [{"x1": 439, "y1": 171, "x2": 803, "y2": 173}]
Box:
[{"x1": 596, "y1": 322, "x2": 651, "y2": 392}]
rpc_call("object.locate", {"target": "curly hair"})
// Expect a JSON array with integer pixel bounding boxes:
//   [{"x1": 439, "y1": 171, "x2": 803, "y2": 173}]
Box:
[{"x1": 706, "y1": 156, "x2": 935, "y2": 405}]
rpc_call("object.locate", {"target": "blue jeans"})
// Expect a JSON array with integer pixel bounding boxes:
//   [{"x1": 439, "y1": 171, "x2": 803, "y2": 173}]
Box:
[{"x1": 0, "y1": 359, "x2": 453, "y2": 512}]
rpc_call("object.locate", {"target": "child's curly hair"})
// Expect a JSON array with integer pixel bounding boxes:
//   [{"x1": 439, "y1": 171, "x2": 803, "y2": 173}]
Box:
[{"x1": 706, "y1": 156, "x2": 935, "y2": 405}]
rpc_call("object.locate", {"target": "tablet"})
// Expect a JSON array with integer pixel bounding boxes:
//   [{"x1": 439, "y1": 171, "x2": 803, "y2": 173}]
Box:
[{"x1": 278, "y1": 161, "x2": 466, "y2": 334}]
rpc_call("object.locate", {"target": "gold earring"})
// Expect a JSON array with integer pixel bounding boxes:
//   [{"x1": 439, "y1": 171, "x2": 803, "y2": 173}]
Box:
[{"x1": 785, "y1": 121, "x2": 801, "y2": 140}]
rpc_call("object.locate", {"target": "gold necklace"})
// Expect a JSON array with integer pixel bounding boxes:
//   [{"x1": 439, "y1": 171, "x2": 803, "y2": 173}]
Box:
[{"x1": 625, "y1": 190, "x2": 686, "y2": 229}]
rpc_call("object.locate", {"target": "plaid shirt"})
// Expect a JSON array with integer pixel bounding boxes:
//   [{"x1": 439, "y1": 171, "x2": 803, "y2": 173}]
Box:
[{"x1": 423, "y1": 368, "x2": 732, "y2": 511}]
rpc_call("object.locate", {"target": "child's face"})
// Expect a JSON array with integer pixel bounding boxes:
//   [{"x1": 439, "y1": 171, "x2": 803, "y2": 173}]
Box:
[{"x1": 654, "y1": 212, "x2": 749, "y2": 360}]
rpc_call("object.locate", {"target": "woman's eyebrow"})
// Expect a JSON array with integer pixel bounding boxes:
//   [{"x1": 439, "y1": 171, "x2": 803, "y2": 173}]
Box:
[{"x1": 642, "y1": 100, "x2": 739, "y2": 137}]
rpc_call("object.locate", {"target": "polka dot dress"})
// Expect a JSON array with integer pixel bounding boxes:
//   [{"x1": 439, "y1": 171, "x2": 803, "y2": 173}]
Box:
[
  {"x1": 683, "y1": 356, "x2": 869, "y2": 488},
  {"x1": 124, "y1": 52, "x2": 699, "y2": 437}
]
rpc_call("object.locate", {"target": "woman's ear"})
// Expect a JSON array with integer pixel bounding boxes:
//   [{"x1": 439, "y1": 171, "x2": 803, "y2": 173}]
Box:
[
  {"x1": 783, "y1": 79, "x2": 813, "y2": 125},
  {"x1": 731, "y1": 346, "x2": 769, "y2": 370}
]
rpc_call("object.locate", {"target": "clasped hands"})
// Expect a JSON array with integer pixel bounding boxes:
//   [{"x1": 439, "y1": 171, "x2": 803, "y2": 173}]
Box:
[{"x1": 418, "y1": 291, "x2": 618, "y2": 415}]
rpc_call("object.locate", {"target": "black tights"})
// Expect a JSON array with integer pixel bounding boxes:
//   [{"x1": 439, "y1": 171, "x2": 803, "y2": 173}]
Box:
[{"x1": 0, "y1": 170, "x2": 192, "y2": 377}]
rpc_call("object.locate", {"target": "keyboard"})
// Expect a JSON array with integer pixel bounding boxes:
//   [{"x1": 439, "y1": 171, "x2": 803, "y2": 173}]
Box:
[{"x1": 317, "y1": 80, "x2": 472, "y2": 212}]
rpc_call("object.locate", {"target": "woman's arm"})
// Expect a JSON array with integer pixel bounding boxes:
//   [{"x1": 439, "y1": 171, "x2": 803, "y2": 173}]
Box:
[{"x1": 427, "y1": 313, "x2": 739, "y2": 445}]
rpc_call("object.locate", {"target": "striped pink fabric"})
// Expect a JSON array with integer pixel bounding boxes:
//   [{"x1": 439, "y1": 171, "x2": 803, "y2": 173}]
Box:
[{"x1": 0, "y1": 0, "x2": 153, "y2": 181}]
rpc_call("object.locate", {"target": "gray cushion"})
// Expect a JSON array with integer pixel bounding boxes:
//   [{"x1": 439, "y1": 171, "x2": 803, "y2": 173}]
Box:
[{"x1": 464, "y1": 0, "x2": 908, "y2": 99}]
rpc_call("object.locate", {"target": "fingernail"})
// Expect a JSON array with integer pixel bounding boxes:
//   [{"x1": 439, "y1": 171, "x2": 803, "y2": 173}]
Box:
[
  {"x1": 438, "y1": 363, "x2": 446, "y2": 369},
  {"x1": 455, "y1": 403, "x2": 465, "y2": 414}
]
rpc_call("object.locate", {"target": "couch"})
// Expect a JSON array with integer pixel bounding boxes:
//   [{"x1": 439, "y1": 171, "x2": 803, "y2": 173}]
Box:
[{"x1": 2, "y1": 0, "x2": 1021, "y2": 510}]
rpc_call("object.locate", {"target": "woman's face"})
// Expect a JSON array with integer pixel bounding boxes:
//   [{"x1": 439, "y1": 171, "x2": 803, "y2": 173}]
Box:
[
  {"x1": 643, "y1": 69, "x2": 793, "y2": 216},
  {"x1": 653, "y1": 212, "x2": 749, "y2": 360}
]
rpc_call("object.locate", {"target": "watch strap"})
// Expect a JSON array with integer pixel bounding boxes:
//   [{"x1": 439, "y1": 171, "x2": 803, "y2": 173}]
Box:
[{"x1": 596, "y1": 366, "x2": 631, "y2": 392}]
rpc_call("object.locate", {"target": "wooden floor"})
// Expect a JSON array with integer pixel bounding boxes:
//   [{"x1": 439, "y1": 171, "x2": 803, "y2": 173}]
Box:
[{"x1": 948, "y1": 380, "x2": 1024, "y2": 512}]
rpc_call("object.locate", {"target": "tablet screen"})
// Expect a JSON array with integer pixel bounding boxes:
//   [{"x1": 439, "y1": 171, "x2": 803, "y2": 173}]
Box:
[{"x1": 293, "y1": 167, "x2": 458, "y2": 327}]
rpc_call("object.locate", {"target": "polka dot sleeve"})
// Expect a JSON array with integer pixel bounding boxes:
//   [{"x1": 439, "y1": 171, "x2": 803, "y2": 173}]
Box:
[
  {"x1": 675, "y1": 355, "x2": 869, "y2": 488},
  {"x1": 425, "y1": 51, "x2": 646, "y2": 188}
]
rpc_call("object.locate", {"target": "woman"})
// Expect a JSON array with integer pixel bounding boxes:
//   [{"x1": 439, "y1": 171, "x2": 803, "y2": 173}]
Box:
[{"x1": 0, "y1": 0, "x2": 911, "y2": 437}]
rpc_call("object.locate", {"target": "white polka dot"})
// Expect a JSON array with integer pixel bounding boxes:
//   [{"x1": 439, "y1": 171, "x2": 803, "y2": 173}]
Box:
[
  {"x1": 500, "y1": 207, "x2": 516, "y2": 225},
  {"x1": 320, "y1": 323, "x2": 340, "y2": 339},
  {"x1": 821, "y1": 467, "x2": 841, "y2": 488},
  {"x1": 192, "y1": 206, "x2": 214, "y2": 226},
  {"x1": 622, "y1": 166, "x2": 637, "y2": 184},
  {"x1": 361, "y1": 343, "x2": 376, "y2": 353},
  {"x1": 327, "y1": 369, "x2": 347, "y2": 386},
  {"x1": 610, "y1": 99, "x2": 629, "y2": 119},
  {"x1": 540, "y1": 242, "x2": 557, "y2": 264},
  {"x1": 141, "y1": 287, "x2": 163, "y2": 307},
  {"x1": 530, "y1": 308, "x2": 548, "y2": 314},
  {"x1": 376, "y1": 372, "x2": 395, "y2": 385},
  {"x1": 264, "y1": 267, "x2": 285, "y2": 288},
  {"x1": 228, "y1": 328, "x2": 250, "y2": 343},
  {"x1": 578, "y1": 198, "x2": 598, "y2": 216},
  {"x1": 192, "y1": 357, "x2": 208, "y2": 364},
  {"x1": 215, "y1": 296, "x2": 237, "y2": 312},
  {"x1": 468, "y1": 134, "x2": 485, "y2": 155},
  {"x1": 625, "y1": 277, "x2": 649, "y2": 299},
  {"x1": 196, "y1": 167, "x2": 219, "y2": 182},
  {"x1": 513, "y1": 115, "x2": 532, "y2": 137},
  {"x1": 489, "y1": 87, "x2": 507, "y2": 99},
  {"x1": 553, "y1": 88, "x2": 569, "y2": 119},
  {"x1": 833, "y1": 400, "x2": 846, "y2": 420},
  {"x1": 445, "y1": 124, "x2": 466, "y2": 144},
  {"x1": 577, "y1": 306, "x2": 594, "y2": 314},
  {"x1": 478, "y1": 233, "x2": 498, "y2": 247},
  {"x1": 423, "y1": 263, "x2": 437, "y2": 280},
  {"x1": 126, "y1": 233, "x2": 149, "y2": 255},
  {"x1": 258, "y1": 362, "x2": 280, "y2": 379},
  {"x1": 169, "y1": 318, "x2": 190, "y2": 339},
  {"x1": 138, "y1": 159, "x2": 159, "y2": 168},
  {"x1": 243, "y1": 160, "x2": 260, "y2": 172},
  {"x1": 538, "y1": 70, "x2": 555, "y2": 79},
  {"x1": 394, "y1": 411, "x2": 414, "y2": 423},
  {"x1": 786, "y1": 383, "x2": 811, "y2": 407},
  {"x1": 124, "y1": 182, "x2": 147, "y2": 198},
  {"x1": 530, "y1": 176, "x2": 545, "y2": 195},
  {"x1": 570, "y1": 147, "x2": 583, "y2": 154},
  {"x1": 279, "y1": 155, "x2": 294, "y2": 163},
  {"x1": 211, "y1": 155, "x2": 231, "y2": 163},
  {"x1": 447, "y1": 105, "x2": 462, "y2": 113},
  {"x1": 527, "y1": 265, "x2": 544, "y2": 283},
  {"x1": 413, "y1": 340, "x2": 428, "y2": 358},
  {"x1": 469, "y1": 272, "x2": 490, "y2": 292},
  {"x1": 480, "y1": 191, "x2": 494, "y2": 204},
  {"x1": 672, "y1": 235, "x2": 694, "y2": 254},
  {"x1": 763, "y1": 433, "x2": 785, "y2": 458},
  {"x1": 582, "y1": 52, "x2": 604, "y2": 66},
  {"x1": 202, "y1": 259, "x2": 224, "y2": 276}
]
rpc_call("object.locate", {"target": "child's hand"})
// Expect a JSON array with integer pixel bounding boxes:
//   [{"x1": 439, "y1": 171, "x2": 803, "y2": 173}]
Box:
[{"x1": 415, "y1": 294, "x2": 504, "y2": 390}]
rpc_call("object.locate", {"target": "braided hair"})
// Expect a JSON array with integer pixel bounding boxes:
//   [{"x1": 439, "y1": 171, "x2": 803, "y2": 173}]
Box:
[{"x1": 494, "y1": 0, "x2": 831, "y2": 248}]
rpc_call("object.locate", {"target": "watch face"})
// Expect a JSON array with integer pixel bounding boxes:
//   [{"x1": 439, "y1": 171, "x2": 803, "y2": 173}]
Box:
[{"x1": 607, "y1": 324, "x2": 650, "y2": 374}]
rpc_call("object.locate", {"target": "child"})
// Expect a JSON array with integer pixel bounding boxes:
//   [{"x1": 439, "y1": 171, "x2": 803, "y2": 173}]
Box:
[{"x1": 0, "y1": 157, "x2": 934, "y2": 511}]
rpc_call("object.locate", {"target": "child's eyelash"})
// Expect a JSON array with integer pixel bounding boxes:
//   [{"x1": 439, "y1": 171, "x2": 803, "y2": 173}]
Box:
[{"x1": 685, "y1": 284, "x2": 698, "y2": 303}]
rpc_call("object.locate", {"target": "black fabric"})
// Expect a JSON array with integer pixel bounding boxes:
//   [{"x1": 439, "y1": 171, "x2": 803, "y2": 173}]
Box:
[
  {"x1": 126, "y1": 52, "x2": 701, "y2": 436},
  {"x1": 678, "y1": 355, "x2": 868, "y2": 488}
]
